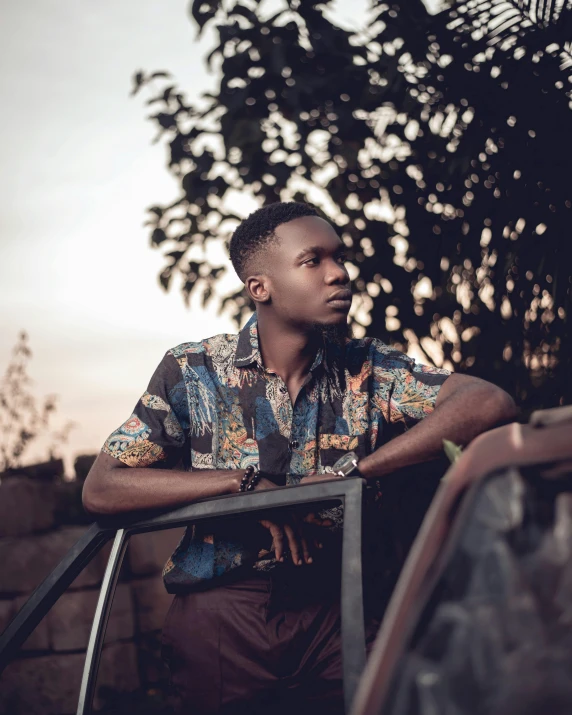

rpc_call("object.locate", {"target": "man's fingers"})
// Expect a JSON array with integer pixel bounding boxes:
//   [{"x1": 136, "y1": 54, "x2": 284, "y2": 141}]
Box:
[
  {"x1": 303, "y1": 512, "x2": 333, "y2": 528},
  {"x1": 283, "y1": 523, "x2": 302, "y2": 566},
  {"x1": 260, "y1": 520, "x2": 285, "y2": 561},
  {"x1": 269, "y1": 523, "x2": 286, "y2": 562},
  {"x1": 300, "y1": 531, "x2": 312, "y2": 564},
  {"x1": 284, "y1": 522, "x2": 312, "y2": 565},
  {"x1": 260, "y1": 518, "x2": 320, "y2": 565}
]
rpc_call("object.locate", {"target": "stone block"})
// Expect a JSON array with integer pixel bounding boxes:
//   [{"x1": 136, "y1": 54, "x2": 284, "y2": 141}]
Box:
[
  {"x1": 3, "y1": 458, "x2": 64, "y2": 480},
  {"x1": 127, "y1": 527, "x2": 185, "y2": 576},
  {"x1": 10, "y1": 587, "x2": 133, "y2": 654},
  {"x1": 105, "y1": 583, "x2": 135, "y2": 643},
  {"x1": 74, "y1": 454, "x2": 97, "y2": 482},
  {"x1": 0, "y1": 652, "x2": 84, "y2": 715},
  {"x1": 95, "y1": 641, "x2": 140, "y2": 711},
  {"x1": 0, "y1": 477, "x2": 57, "y2": 537},
  {"x1": 12, "y1": 596, "x2": 51, "y2": 652},
  {"x1": 0, "y1": 527, "x2": 111, "y2": 595},
  {"x1": 0, "y1": 599, "x2": 15, "y2": 635},
  {"x1": 1, "y1": 598, "x2": 50, "y2": 653},
  {"x1": 54, "y1": 479, "x2": 93, "y2": 527},
  {"x1": 47, "y1": 589, "x2": 98, "y2": 652},
  {"x1": 131, "y1": 577, "x2": 174, "y2": 633},
  {"x1": 46, "y1": 584, "x2": 134, "y2": 651},
  {"x1": 20, "y1": 619, "x2": 50, "y2": 652}
]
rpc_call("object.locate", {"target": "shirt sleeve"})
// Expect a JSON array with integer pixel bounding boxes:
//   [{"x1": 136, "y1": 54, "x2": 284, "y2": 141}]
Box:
[
  {"x1": 371, "y1": 341, "x2": 451, "y2": 429},
  {"x1": 101, "y1": 351, "x2": 190, "y2": 467}
]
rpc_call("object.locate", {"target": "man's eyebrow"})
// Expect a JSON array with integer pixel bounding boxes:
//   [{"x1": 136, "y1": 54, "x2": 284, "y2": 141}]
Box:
[
  {"x1": 294, "y1": 245, "x2": 346, "y2": 260},
  {"x1": 294, "y1": 245, "x2": 322, "y2": 260}
]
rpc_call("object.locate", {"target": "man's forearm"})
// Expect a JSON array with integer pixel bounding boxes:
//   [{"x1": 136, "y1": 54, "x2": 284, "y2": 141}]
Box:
[
  {"x1": 359, "y1": 379, "x2": 517, "y2": 480},
  {"x1": 83, "y1": 451, "x2": 243, "y2": 516}
]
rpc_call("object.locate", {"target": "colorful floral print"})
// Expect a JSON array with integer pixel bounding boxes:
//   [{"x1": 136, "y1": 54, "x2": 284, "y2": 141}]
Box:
[{"x1": 101, "y1": 314, "x2": 450, "y2": 591}]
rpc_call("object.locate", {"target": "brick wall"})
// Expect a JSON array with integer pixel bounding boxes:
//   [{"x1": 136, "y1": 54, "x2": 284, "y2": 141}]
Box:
[{"x1": 0, "y1": 472, "x2": 185, "y2": 715}]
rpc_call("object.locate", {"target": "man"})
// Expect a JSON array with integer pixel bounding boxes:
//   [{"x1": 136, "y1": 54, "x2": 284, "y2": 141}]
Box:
[{"x1": 83, "y1": 201, "x2": 516, "y2": 714}]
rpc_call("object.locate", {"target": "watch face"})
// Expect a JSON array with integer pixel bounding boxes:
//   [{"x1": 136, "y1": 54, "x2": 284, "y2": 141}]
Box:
[{"x1": 332, "y1": 451, "x2": 359, "y2": 476}]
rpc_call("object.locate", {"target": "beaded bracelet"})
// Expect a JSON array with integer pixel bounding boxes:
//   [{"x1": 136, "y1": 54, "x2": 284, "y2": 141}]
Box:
[
  {"x1": 246, "y1": 469, "x2": 262, "y2": 491},
  {"x1": 239, "y1": 465, "x2": 255, "y2": 493}
]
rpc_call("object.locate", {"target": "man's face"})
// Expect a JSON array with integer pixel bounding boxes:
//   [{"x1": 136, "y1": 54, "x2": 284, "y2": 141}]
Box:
[{"x1": 263, "y1": 216, "x2": 352, "y2": 328}]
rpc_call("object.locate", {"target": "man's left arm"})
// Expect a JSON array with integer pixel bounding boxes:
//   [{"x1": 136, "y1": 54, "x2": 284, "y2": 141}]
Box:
[{"x1": 358, "y1": 373, "x2": 517, "y2": 480}]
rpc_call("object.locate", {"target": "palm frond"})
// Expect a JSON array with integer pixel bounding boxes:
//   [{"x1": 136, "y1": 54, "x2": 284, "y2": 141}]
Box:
[
  {"x1": 449, "y1": 0, "x2": 571, "y2": 49},
  {"x1": 560, "y1": 39, "x2": 572, "y2": 69}
]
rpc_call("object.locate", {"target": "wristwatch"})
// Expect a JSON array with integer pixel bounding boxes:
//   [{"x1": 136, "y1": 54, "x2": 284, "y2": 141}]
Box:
[{"x1": 331, "y1": 451, "x2": 361, "y2": 478}]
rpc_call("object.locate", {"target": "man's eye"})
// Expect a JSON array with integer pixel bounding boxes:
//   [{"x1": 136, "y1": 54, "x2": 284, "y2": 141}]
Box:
[
  {"x1": 336, "y1": 254, "x2": 347, "y2": 263},
  {"x1": 305, "y1": 256, "x2": 319, "y2": 265}
]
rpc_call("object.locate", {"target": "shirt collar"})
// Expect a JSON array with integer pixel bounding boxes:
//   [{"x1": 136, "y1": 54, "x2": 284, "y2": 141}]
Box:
[
  {"x1": 234, "y1": 314, "x2": 261, "y2": 368},
  {"x1": 233, "y1": 313, "x2": 325, "y2": 373}
]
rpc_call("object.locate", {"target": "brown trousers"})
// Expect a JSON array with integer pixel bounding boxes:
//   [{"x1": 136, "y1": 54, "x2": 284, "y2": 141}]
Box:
[{"x1": 161, "y1": 568, "x2": 380, "y2": 715}]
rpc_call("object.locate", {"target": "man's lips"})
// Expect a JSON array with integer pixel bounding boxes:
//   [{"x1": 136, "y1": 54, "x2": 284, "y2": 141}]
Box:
[{"x1": 327, "y1": 290, "x2": 352, "y2": 308}]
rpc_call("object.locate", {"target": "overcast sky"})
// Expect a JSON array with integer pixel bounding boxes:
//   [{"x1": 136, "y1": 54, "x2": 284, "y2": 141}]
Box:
[{"x1": 0, "y1": 0, "x2": 377, "y2": 473}]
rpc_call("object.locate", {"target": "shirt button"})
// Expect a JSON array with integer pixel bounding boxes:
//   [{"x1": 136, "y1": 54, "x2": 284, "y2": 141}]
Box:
[{"x1": 290, "y1": 440, "x2": 299, "y2": 449}]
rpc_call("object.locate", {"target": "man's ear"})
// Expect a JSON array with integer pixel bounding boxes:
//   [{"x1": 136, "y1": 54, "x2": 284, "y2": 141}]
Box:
[{"x1": 245, "y1": 274, "x2": 271, "y2": 305}]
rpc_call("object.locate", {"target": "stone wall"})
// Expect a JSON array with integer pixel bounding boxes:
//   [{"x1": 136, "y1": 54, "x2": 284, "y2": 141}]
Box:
[{"x1": 0, "y1": 471, "x2": 184, "y2": 715}]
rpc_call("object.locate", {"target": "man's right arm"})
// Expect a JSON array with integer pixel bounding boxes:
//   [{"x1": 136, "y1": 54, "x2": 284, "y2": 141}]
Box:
[
  {"x1": 82, "y1": 454, "x2": 319, "y2": 565},
  {"x1": 82, "y1": 452, "x2": 245, "y2": 516}
]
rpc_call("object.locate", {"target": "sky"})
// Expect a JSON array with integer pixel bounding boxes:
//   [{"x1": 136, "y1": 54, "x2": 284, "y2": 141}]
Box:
[{"x1": 0, "y1": 0, "x2": 375, "y2": 474}]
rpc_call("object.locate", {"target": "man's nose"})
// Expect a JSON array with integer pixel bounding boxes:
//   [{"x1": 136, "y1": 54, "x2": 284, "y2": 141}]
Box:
[{"x1": 325, "y1": 259, "x2": 350, "y2": 284}]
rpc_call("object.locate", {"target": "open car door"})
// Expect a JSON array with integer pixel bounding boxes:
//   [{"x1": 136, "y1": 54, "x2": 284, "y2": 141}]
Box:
[{"x1": 353, "y1": 405, "x2": 572, "y2": 715}]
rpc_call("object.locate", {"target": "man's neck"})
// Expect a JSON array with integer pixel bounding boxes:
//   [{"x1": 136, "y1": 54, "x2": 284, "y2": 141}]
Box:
[{"x1": 256, "y1": 310, "x2": 319, "y2": 384}]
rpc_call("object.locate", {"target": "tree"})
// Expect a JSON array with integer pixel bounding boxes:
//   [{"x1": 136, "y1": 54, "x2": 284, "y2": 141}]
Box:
[
  {"x1": 133, "y1": 0, "x2": 572, "y2": 411},
  {"x1": 0, "y1": 333, "x2": 74, "y2": 473}
]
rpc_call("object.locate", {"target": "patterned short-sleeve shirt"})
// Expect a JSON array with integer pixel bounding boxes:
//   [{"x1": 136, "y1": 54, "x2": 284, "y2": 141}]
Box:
[{"x1": 102, "y1": 314, "x2": 450, "y2": 591}]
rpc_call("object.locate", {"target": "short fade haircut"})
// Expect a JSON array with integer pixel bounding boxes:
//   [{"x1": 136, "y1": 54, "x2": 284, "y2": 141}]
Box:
[{"x1": 229, "y1": 201, "x2": 319, "y2": 281}]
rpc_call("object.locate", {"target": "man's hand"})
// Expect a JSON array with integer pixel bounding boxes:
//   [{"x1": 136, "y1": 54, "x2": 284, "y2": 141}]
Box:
[
  {"x1": 254, "y1": 475, "x2": 335, "y2": 565},
  {"x1": 258, "y1": 512, "x2": 334, "y2": 565}
]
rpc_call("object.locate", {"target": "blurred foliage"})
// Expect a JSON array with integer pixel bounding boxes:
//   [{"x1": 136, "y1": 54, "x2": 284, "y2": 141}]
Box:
[
  {"x1": 0, "y1": 332, "x2": 74, "y2": 473},
  {"x1": 443, "y1": 438, "x2": 462, "y2": 464},
  {"x1": 133, "y1": 0, "x2": 572, "y2": 410}
]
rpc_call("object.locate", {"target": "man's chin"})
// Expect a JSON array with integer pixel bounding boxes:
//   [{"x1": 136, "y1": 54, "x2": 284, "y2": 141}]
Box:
[{"x1": 312, "y1": 320, "x2": 350, "y2": 344}]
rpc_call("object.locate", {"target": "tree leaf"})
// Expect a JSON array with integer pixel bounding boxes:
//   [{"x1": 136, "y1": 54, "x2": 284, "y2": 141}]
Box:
[
  {"x1": 130, "y1": 70, "x2": 146, "y2": 96},
  {"x1": 151, "y1": 228, "x2": 167, "y2": 246},
  {"x1": 443, "y1": 439, "x2": 463, "y2": 464},
  {"x1": 190, "y1": 0, "x2": 219, "y2": 36}
]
